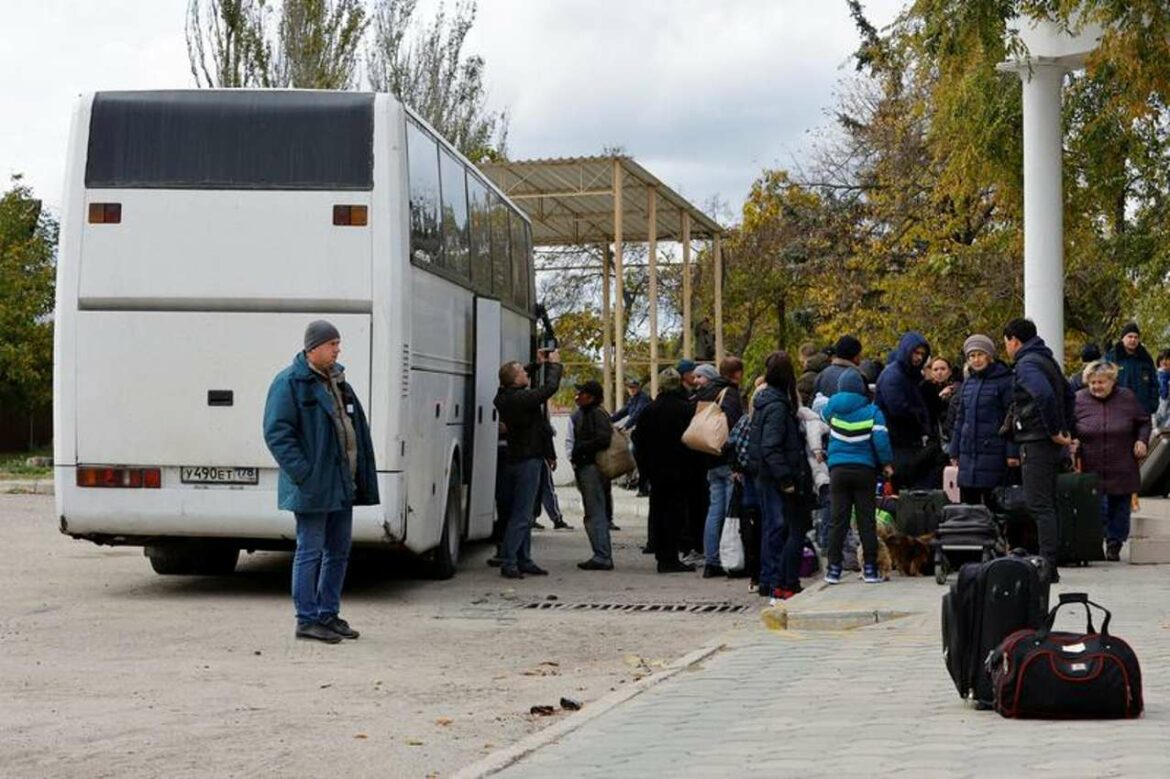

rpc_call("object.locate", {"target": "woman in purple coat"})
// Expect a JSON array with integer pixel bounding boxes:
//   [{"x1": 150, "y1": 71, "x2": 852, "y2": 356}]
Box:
[{"x1": 1074, "y1": 360, "x2": 1151, "y2": 561}]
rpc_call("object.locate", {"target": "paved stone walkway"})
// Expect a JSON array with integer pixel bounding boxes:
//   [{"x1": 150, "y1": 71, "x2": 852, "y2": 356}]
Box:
[{"x1": 494, "y1": 563, "x2": 1170, "y2": 778}]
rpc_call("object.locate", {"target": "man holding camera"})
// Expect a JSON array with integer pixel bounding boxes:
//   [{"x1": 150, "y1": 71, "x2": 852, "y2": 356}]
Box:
[{"x1": 494, "y1": 348, "x2": 563, "y2": 579}]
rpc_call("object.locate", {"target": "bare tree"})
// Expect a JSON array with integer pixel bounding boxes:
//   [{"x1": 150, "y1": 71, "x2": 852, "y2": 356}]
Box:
[
  {"x1": 186, "y1": 0, "x2": 272, "y2": 87},
  {"x1": 366, "y1": 0, "x2": 508, "y2": 160}
]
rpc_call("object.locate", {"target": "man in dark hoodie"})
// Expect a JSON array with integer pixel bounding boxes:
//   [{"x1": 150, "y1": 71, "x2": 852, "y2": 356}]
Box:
[
  {"x1": 875, "y1": 332, "x2": 934, "y2": 490},
  {"x1": 696, "y1": 356, "x2": 746, "y2": 577},
  {"x1": 1003, "y1": 318, "x2": 1076, "y2": 582},
  {"x1": 797, "y1": 344, "x2": 829, "y2": 407},
  {"x1": 1106, "y1": 323, "x2": 1159, "y2": 415},
  {"x1": 570, "y1": 380, "x2": 615, "y2": 571}
]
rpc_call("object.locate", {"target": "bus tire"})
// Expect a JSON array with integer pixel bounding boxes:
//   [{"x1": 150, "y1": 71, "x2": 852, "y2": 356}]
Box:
[
  {"x1": 146, "y1": 544, "x2": 239, "y2": 576},
  {"x1": 426, "y1": 463, "x2": 463, "y2": 580}
]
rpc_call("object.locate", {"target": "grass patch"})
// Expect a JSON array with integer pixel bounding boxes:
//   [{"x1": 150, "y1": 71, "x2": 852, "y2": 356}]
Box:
[{"x1": 0, "y1": 447, "x2": 52, "y2": 480}]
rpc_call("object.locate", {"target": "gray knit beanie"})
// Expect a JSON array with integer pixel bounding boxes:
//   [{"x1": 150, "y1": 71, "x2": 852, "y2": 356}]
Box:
[
  {"x1": 962, "y1": 333, "x2": 996, "y2": 358},
  {"x1": 304, "y1": 319, "x2": 341, "y2": 352},
  {"x1": 694, "y1": 364, "x2": 719, "y2": 381}
]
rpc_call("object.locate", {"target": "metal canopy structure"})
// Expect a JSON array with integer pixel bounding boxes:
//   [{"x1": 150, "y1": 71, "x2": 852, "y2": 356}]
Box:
[{"x1": 480, "y1": 155, "x2": 725, "y2": 408}]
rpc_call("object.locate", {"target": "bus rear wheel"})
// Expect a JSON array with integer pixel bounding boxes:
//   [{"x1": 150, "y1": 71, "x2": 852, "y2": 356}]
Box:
[
  {"x1": 426, "y1": 463, "x2": 463, "y2": 580},
  {"x1": 146, "y1": 544, "x2": 239, "y2": 576}
]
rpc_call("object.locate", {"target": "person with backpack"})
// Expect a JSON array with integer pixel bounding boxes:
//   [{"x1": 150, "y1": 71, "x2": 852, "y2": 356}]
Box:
[
  {"x1": 948, "y1": 334, "x2": 1018, "y2": 506},
  {"x1": 819, "y1": 370, "x2": 894, "y2": 585},
  {"x1": 747, "y1": 351, "x2": 814, "y2": 600},
  {"x1": 1003, "y1": 318, "x2": 1076, "y2": 583},
  {"x1": 696, "y1": 356, "x2": 745, "y2": 578}
]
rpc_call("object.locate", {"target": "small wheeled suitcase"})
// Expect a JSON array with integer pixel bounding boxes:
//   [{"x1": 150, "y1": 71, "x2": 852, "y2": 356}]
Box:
[
  {"x1": 940, "y1": 555, "x2": 1049, "y2": 708},
  {"x1": 943, "y1": 465, "x2": 960, "y2": 503},
  {"x1": 895, "y1": 489, "x2": 947, "y2": 536},
  {"x1": 933, "y1": 504, "x2": 1001, "y2": 584},
  {"x1": 1056, "y1": 472, "x2": 1105, "y2": 565},
  {"x1": 990, "y1": 592, "x2": 1143, "y2": 719}
]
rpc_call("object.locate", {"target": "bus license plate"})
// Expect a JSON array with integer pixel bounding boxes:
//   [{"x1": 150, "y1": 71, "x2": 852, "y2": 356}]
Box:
[{"x1": 181, "y1": 466, "x2": 259, "y2": 485}]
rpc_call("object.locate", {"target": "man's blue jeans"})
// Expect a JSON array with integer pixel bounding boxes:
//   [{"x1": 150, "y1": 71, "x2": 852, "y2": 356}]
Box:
[
  {"x1": 1100, "y1": 493, "x2": 1132, "y2": 545},
  {"x1": 502, "y1": 457, "x2": 542, "y2": 568},
  {"x1": 293, "y1": 507, "x2": 353, "y2": 626},
  {"x1": 704, "y1": 465, "x2": 734, "y2": 566},
  {"x1": 575, "y1": 463, "x2": 612, "y2": 564}
]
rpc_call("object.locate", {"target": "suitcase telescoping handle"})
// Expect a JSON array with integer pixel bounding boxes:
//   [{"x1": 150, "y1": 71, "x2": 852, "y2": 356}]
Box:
[{"x1": 1035, "y1": 592, "x2": 1112, "y2": 642}]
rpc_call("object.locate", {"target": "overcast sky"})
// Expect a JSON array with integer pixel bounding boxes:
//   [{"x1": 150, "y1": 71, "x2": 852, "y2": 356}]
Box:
[{"x1": 0, "y1": 0, "x2": 905, "y2": 217}]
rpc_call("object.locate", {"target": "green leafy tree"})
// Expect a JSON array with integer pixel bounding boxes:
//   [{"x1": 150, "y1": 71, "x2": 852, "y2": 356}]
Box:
[
  {"x1": 0, "y1": 177, "x2": 57, "y2": 419},
  {"x1": 275, "y1": 0, "x2": 369, "y2": 89}
]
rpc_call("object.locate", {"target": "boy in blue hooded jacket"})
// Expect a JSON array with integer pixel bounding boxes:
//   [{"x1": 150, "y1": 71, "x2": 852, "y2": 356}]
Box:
[{"x1": 820, "y1": 371, "x2": 894, "y2": 584}]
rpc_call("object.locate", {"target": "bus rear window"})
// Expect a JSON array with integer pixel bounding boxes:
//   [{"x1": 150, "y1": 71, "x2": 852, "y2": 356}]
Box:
[{"x1": 85, "y1": 91, "x2": 374, "y2": 190}]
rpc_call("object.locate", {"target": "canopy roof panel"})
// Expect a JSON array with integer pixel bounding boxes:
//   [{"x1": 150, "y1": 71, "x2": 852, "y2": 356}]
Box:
[{"x1": 479, "y1": 155, "x2": 722, "y2": 247}]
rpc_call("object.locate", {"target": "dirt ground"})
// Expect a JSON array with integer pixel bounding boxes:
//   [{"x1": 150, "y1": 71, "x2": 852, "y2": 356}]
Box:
[{"x1": 0, "y1": 493, "x2": 757, "y2": 778}]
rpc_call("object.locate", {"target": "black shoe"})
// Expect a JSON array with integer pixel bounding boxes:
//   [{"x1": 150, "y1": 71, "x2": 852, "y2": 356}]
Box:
[
  {"x1": 486, "y1": 555, "x2": 504, "y2": 568},
  {"x1": 322, "y1": 616, "x2": 360, "y2": 640},
  {"x1": 641, "y1": 545, "x2": 655, "y2": 555},
  {"x1": 578, "y1": 559, "x2": 614, "y2": 571},
  {"x1": 552, "y1": 520, "x2": 574, "y2": 530},
  {"x1": 296, "y1": 623, "x2": 342, "y2": 644},
  {"x1": 531, "y1": 520, "x2": 547, "y2": 530},
  {"x1": 1106, "y1": 542, "x2": 1121, "y2": 562},
  {"x1": 702, "y1": 565, "x2": 726, "y2": 579},
  {"x1": 608, "y1": 523, "x2": 621, "y2": 531},
  {"x1": 657, "y1": 560, "x2": 695, "y2": 574},
  {"x1": 501, "y1": 566, "x2": 524, "y2": 579},
  {"x1": 519, "y1": 562, "x2": 549, "y2": 576},
  {"x1": 1047, "y1": 568, "x2": 1061, "y2": 584}
]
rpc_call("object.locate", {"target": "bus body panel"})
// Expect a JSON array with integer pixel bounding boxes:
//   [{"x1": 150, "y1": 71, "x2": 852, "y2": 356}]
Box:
[
  {"x1": 78, "y1": 191, "x2": 372, "y2": 310},
  {"x1": 72, "y1": 310, "x2": 371, "y2": 467}
]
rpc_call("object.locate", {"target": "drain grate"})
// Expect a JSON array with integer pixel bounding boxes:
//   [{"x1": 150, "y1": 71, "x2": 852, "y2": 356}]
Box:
[{"x1": 520, "y1": 601, "x2": 750, "y2": 615}]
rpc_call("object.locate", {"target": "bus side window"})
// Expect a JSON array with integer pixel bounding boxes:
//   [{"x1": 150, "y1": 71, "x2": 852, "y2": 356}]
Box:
[
  {"x1": 439, "y1": 147, "x2": 470, "y2": 280},
  {"x1": 468, "y1": 174, "x2": 493, "y2": 292},
  {"x1": 490, "y1": 194, "x2": 512, "y2": 299},
  {"x1": 406, "y1": 120, "x2": 441, "y2": 267},
  {"x1": 510, "y1": 210, "x2": 529, "y2": 311}
]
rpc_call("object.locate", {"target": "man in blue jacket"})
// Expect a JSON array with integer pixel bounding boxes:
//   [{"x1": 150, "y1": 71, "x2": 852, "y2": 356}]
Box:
[
  {"x1": 263, "y1": 321, "x2": 380, "y2": 643},
  {"x1": 875, "y1": 332, "x2": 933, "y2": 489},
  {"x1": 1003, "y1": 318, "x2": 1076, "y2": 582},
  {"x1": 1105, "y1": 323, "x2": 1159, "y2": 415}
]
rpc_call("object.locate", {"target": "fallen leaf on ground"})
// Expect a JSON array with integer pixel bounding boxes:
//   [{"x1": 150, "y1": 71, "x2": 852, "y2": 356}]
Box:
[
  {"x1": 435, "y1": 717, "x2": 453, "y2": 726},
  {"x1": 406, "y1": 738, "x2": 424, "y2": 746},
  {"x1": 354, "y1": 734, "x2": 368, "y2": 740},
  {"x1": 529, "y1": 705, "x2": 556, "y2": 716}
]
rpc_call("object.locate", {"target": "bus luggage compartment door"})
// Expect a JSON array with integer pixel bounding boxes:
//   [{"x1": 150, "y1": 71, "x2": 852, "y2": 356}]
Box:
[
  {"x1": 73, "y1": 310, "x2": 371, "y2": 468},
  {"x1": 467, "y1": 297, "x2": 502, "y2": 540}
]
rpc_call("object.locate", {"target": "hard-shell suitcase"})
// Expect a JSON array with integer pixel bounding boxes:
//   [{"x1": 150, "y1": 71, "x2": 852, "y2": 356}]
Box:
[
  {"x1": 943, "y1": 465, "x2": 961, "y2": 503},
  {"x1": 895, "y1": 489, "x2": 947, "y2": 536},
  {"x1": 940, "y1": 555, "x2": 1049, "y2": 708},
  {"x1": 1056, "y1": 472, "x2": 1105, "y2": 565},
  {"x1": 933, "y1": 504, "x2": 1001, "y2": 584},
  {"x1": 991, "y1": 592, "x2": 1143, "y2": 719}
]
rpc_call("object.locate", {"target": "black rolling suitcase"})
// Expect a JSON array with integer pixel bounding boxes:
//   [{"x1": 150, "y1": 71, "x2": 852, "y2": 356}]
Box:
[
  {"x1": 990, "y1": 484, "x2": 1037, "y2": 552},
  {"x1": 940, "y1": 555, "x2": 1049, "y2": 708},
  {"x1": 896, "y1": 489, "x2": 947, "y2": 535},
  {"x1": 1056, "y1": 472, "x2": 1105, "y2": 565}
]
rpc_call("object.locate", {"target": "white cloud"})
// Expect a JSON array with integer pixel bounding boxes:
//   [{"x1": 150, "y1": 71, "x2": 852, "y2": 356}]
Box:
[{"x1": 0, "y1": 0, "x2": 907, "y2": 217}]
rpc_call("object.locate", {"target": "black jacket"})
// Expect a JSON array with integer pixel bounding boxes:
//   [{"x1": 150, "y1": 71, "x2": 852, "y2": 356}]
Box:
[
  {"x1": 1009, "y1": 338, "x2": 1075, "y2": 443},
  {"x1": 494, "y1": 363, "x2": 562, "y2": 461},
  {"x1": 570, "y1": 401, "x2": 613, "y2": 467},
  {"x1": 632, "y1": 389, "x2": 696, "y2": 486},
  {"x1": 747, "y1": 385, "x2": 811, "y2": 492}
]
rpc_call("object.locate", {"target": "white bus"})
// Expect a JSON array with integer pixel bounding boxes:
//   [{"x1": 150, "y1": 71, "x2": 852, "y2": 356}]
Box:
[{"x1": 54, "y1": 90, "x2": 535, "y2": 578}]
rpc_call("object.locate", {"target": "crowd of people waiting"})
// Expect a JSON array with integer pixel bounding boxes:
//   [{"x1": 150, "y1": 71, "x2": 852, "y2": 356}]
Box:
[{"x1": 490, "y1": 317, "x2": 1167, "y2": 598}]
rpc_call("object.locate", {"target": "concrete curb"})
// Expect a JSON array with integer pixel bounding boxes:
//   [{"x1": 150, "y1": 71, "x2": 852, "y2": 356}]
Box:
[
  {"x1": 450, "y1": 640, "x2": 728, "y2": 779},
  {"x1": 760, "y1": 605, "x2": 911, "y2": 631},
  {"x1": 1, "y1": 480, "x2": 53, "y2": 495}
]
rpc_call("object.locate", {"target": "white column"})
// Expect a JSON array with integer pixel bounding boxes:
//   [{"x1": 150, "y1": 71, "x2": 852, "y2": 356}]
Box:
[
  {"x1": 601, "y1": 243, "x2": 613, "y2": 412},
  {"x1": 1020, "y1": 62, "x2": 1067, "y2": 364},
  {"x1": 647, "y1": 186, "x2": 659, "y2": 396},
  {"x1": 612, "y1": 159, "x2": 625, "y2": 407}
]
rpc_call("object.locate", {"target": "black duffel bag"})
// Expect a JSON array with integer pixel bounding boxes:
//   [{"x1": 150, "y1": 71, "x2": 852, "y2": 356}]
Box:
[{"x1": 989, "y1": 592, "x2": 1143, "y2": 719}]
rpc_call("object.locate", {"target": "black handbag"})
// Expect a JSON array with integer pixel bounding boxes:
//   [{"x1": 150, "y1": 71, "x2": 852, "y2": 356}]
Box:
[{"x1": 990, "y1": 593, "x2": 1143, "y2": 719}]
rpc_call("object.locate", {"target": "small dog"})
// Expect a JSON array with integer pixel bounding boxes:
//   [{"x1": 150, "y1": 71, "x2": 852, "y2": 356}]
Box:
[{"x1": 884, "y1": 532, "x2": 936, "y2": 577}]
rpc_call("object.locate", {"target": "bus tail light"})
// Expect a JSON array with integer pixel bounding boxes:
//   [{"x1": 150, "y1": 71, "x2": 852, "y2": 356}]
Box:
[
  {"x1": 333, "y1": 204, "x2": 368, "y2": 226},
  {"x1": 88, "y1": 202, "x2": 122, "y2": 224},
  {"x1": 77, "y1": 466, "x2": 161, "y2": 488}
]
